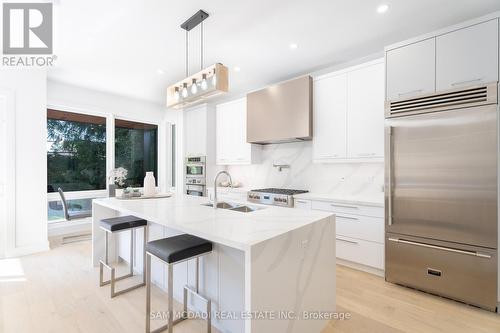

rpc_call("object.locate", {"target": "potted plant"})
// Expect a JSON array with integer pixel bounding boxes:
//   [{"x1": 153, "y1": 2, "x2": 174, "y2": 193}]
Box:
[{"x1": 108, "y1": 167, "x2": 128, "y2": 197}]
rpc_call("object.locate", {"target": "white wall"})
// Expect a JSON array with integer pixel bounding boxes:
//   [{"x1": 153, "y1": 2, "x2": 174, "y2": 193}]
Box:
[
  {"x1": 48, "y1": 80, "x2": 166, "y2": 125},
  {"x1": 0, "y1": 68, "x2": 49, "y2": 257}
]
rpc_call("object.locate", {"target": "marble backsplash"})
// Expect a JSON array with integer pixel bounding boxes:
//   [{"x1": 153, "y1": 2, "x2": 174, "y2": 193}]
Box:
[{"x1": 226, "y1": 141, "x2": 385, "y2": 196}]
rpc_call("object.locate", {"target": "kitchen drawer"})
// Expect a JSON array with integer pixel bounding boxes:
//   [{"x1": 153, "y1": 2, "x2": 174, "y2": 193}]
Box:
[
  {"x1": 336, "y1": 213, "x2": 384, "y2": 243},
  {"x1": 294, "y1": 199, "x2": 312, "y2": 210},
  {"x1": 386, "y1": 234, "x2": 497, "y2": 311},
  {"x1": 312, "y1": 200, "x2": 383, "y2": 218},
  {"x1": 336, "y1": 235, "x2": 384, "y2": 269}
]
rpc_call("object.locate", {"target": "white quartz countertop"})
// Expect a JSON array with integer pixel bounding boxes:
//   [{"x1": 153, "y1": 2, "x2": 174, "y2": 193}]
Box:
[
  {"x1": 294, "y1": 192, "x2": 384, "y2": 207},
  {"x1": 93, "y1": 195, "x2": 333, "y2": 252}
]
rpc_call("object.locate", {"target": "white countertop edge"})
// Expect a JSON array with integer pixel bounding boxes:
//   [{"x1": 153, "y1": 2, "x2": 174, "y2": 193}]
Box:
[{"x1": 294, "y1": 193, "x2": 384, "y2": 207}]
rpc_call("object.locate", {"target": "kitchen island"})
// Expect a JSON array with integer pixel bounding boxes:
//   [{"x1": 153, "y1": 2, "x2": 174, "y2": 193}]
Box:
[{"x1": 92, "y1": 194, "x2": 336, "y2": 333}]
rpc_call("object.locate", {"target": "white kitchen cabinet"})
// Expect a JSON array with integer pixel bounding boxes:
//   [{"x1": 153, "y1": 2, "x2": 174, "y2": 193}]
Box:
[
  {"x1": 311, "y1": 200, "x2": 383, "y2": 218},
  {"x1": 335, "y1": 213, "x2": 384, "y2": 244},
  {"x1": 347, "y1": 62, "x2": 385, "y2": 158},
  {"x1": 310, "y1": 199, "x2": 385, "y2": 272},
  {"x1": 294, "y1": 199, "x2": 312, "y2": 210},
  {"x1": 436, "y1": 19, "x2": 499, "y2": 91},
  {"x1": 312, "y1": 73, "x2": 348, "y2": 160},
  {"x1": 336, "y1": 236, "x2": 384, "y2": 270},
  {"x1": 184, "y1": 105, "x2": 207, "y2": 156},
  {"x1": 386, "y1": 38, "x2": 436, "y2": 100},
  {"x1": 216, "y1": 98, "x2": 259, "y2": 165},
  {"x1": 313, "y1": 60, "x2": 384, "y2": 163}
]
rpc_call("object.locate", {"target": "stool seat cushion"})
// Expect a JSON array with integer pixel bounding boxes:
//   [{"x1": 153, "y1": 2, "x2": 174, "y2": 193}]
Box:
[
  {"x1": 100, "y1": 215, "x2": 147, "y2": 232},
  {"x1": 147, "y1": 234, "x2": 212, "y2": 264}
]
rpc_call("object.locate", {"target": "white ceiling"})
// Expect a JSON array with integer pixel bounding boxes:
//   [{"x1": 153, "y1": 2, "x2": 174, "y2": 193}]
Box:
[{"x1": 48, "y1": 0, "x2": 500, "y2": 105}]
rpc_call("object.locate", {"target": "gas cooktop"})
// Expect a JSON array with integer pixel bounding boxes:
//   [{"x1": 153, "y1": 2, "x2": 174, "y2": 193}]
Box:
[{"x1": 247, "y1": 188, "x2": 308, "y2": 207}]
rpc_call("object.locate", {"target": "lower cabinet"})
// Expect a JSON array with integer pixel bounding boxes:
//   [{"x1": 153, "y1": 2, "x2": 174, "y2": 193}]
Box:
[
  {"x1": 294, "y1": 198, "x2": 384, "y2": 272},
  {"x1": 294, "y1": 198, "x2": 313, "y2": 210},
  {"x1": 336, "y1": 236, "x2": 384, "y2": 270}
]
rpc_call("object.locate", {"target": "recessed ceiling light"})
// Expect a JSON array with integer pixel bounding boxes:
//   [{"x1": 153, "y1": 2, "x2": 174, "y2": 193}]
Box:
[
  {"x1": 289, "y1": 43, "x2": 298, "y2": 50},
  {"x1": 377, "y1": 4, "x2": 389, "y2": 14},
  {"x1": 234, "y1": 66, "x2": 241, "y2": 72},
  {"x1": 157, "y1": 69, "x2": 165, "y2": 75}
]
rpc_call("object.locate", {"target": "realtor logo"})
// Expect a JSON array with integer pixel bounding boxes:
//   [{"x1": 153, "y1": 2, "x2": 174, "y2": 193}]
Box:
[{"x1": 2, "y1": 3, "x2": 53, "y2": 54}]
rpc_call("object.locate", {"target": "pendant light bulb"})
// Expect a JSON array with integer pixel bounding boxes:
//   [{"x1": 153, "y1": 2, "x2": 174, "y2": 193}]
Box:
[
  {"x1": 191, "y1": 79, "x2": 198, "y2": 94},
  {"x1": 182, "y1": 83, "x2": 188, "y2": 98},
  {"x1": 201, "y1": 74, "x2": 208, "y2": 90},
  {"x1": 174, "y1": 87, "x2": 180, "y2": 101},
  {"x1": 212, "y1": 73, "x2": 217, "y2": 86}
]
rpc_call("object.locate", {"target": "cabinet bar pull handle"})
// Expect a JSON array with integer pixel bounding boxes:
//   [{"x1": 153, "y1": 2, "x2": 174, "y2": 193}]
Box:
[
  {"x1": 296, "y1": 200, "x2": 308, "y2": 204},
  {"x1": 451, "y1": 78, "x2": 482, "y2": 87},
  {"x1": 388, "y1": 238, "x2": 491, "y2": 259},
  {"x1": 336, "y1": 215, "x2": 359, "y2": 220},
  {"x1": 330, "y1": 203, "x2": 358, "y2": 209},
  {"x1": 336, "y1": 237, "x2": 358, "y2": 244}
]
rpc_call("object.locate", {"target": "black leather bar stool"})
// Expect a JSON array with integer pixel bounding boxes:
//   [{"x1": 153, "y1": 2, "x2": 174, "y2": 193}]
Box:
[
  {"x1": 145, "y1": 234, "x2": 213, "y2": 333},
  {"x1": 99, "y1": 215, "x2": 148, "y2": 298}
]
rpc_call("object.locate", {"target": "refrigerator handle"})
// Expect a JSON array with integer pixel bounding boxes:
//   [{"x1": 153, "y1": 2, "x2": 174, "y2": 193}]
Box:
[
  {"x1": 387, "y1": 126, "x2": 393, "y2": 226},
  {"x1": 388, "y1": 238, "x2": 492, "y2": 259}
]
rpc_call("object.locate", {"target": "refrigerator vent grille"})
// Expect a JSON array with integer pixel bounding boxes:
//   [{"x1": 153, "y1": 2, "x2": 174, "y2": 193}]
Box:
[{"x1": 388, "y1": 86, "x2": 489, "y2": 115}]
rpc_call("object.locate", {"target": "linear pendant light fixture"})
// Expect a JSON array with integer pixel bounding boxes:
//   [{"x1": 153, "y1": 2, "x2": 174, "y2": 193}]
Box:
[{"x1": 166, "y1": 10, "x2": 229, "y2": 109}]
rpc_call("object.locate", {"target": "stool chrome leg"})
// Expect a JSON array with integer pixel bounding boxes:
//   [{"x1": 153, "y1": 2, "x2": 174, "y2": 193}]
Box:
[
  {"x1": 168, "y1": 264, "x2": 173, "y2": 333},
  {"x1": 130, "y1": 228, "x2": 134, "y2": 276},
  {"x1": 143, "y1": 225, "x2": 148, "y2": 284},
  {"x1": 105, "y1": 231, "x2": 109, "y2": 264},
  {"x1": 195, "y1": 257, "x2": 199, "y2": 293},
  {"x1": 146, "y1": 253, "x2": 151, "y2": 333},
  {"x1": 99, "y1": 226, "x2": 147, "y2": 298}
]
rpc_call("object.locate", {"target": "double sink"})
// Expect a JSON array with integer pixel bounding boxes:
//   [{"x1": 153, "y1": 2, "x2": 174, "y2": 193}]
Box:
[{"x1": 202, "y1": 201, "x2": 264, "y2": 213}]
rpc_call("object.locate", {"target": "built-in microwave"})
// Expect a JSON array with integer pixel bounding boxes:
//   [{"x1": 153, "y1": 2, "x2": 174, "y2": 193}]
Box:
[
  {"x1": 185, "y1": 156, "x2": 206, "y2": 178},
  {"x1": 185, "y1": 156, "x2": 206, "y2": 196}
]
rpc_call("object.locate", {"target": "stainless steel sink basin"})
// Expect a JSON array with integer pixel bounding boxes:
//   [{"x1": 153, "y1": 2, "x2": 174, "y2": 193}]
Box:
[
  {"x1": 201, "y1": 202, "x2": 237, "y2": 209},
  {"x1": 201, "y1": 202, "x2": 263, "y2": 213},
  {"x1": 229, "y1": 205, "x2": 258, "y2": 213}
]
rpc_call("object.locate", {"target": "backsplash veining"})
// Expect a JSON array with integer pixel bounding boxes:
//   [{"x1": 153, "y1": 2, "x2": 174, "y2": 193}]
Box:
[{"x1": 227, "y1": 141, "x2": 384, "y2": 196}]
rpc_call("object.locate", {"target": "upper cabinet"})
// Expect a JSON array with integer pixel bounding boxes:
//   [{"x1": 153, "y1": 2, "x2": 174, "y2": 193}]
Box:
[
  {"x1": 386, "y1": 17, "x2": 499, "y2": 101},
  {"x1": 184, "y1": 105, "x2": 208, "y2": 157},
  {"x1": 386, "y1": 38, "x2": 436, "y2": 101},
  {"x1": 313, "y1": 73, "x2": 348, "y2": 160},
  {"x1": 347, "y1": 63, "x2": 385, "y2": 158},
  {"x1": 216, "y1": 98, "x2": 260, "y2": 165},
  {"x1": 436, "y1": 19, "x2": 498, "y2": 91},
  {"x1": 313, "y1": 60, "x2": 384, "y2": 163}
]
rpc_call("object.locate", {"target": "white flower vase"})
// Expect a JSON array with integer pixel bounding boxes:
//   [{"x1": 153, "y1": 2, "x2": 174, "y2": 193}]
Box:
[
  {"x1": 143, "y1": 172, "x2": 156, "y2": 197},
  {"x1": 115, "y1": 189, "x2": 124, "y2": 198}
]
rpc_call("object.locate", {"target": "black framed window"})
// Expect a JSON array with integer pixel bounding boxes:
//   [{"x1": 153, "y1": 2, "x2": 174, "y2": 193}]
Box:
[
  {"x1": 115, "y1": 119, "x2": 158, "y2": 187},
  {"x1": 47, "y1": 109, "x2": 107, "y2": 192}
]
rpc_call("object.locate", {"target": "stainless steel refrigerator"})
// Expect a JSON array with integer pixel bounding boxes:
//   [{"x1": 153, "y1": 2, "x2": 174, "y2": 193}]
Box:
[{"x1": 385, "y1": 83, "x2": 498, "y2": 311}]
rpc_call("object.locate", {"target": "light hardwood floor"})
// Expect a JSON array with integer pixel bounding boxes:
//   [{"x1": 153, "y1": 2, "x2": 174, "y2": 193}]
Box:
[{"x1": 1, "y1": 241, "x2": 499, "y2": 333}]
